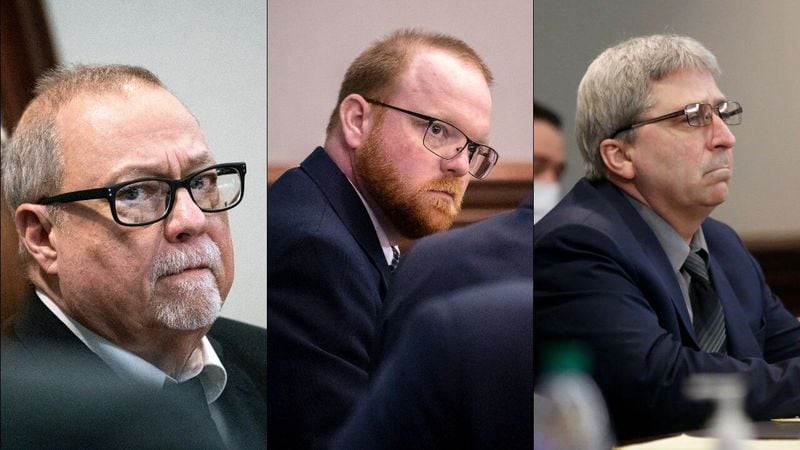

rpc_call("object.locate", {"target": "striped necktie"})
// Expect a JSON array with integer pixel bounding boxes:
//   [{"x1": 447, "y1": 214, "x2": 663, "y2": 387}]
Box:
[
  {"x1": 683, "y1": 250, "x2": 727, "y2": 353},
  {"x1": 389, "y1": 246, "x2": 400, "y2": 272}
]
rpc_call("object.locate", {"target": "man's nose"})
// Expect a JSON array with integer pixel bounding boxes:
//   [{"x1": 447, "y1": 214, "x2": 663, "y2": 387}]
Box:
[
  {"x1": 441, "y1": 147, "x2": 471, "y2": 177},
  {"x1": 709, "y1": 113, "x2": 736, "y2": 150},
  {"x1": 163, "y1": 188, "x2": 208, "y2": 242}
]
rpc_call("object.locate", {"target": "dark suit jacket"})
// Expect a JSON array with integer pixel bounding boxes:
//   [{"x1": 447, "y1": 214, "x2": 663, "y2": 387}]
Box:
[
  {"x1": 1, "y1": 290, "x2": 266, "y2": 449},
  {"x1": 330, "y1": 281, "x2": 533, "y2": 450},
  {"x1": 533, "y1": 178, "x2": 800, "y2": 441},
  {"x1": 375, "y1": 192, "x2": 533, "y2": 367},
  {"x1": 267, "y1": 147, "x2": 393, "y2": 449}
]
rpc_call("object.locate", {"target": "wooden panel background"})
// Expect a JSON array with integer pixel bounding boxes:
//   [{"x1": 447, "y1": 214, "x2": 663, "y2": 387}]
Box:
[
  {"x1": 747, "y1": 237, "x2": 800, "y2": 317},
  {"x1": 1, "y1": 0, "x2": 58, "y2": 327}
]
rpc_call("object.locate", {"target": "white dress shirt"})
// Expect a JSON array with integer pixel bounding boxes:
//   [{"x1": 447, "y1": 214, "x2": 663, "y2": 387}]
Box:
[{"x1": 36, "y1": 289, "x2": 233, "y2": 443}]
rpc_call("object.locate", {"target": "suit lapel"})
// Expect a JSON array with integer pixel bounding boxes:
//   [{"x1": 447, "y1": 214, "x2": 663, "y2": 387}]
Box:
[
  {"x1": 705, "y1": 252, "x2": 761, "y2": 358},
  {"x1": 301, "y1": 147, "x2": 392, "y2": 288},
  {"x1": 13, "y1": 289, "x2": 83, "y2": 346},
  {"x1": 519, "y1": 191, "x2": 533, "y2": 211},
  {"x1": 11, "y1": 290, "x2": 118, "y2": 373},
  {"x1": 596, "y1": 182, "x2": 699, "y2": 345},
  {"x1": 207, "y1": 335, "x2": 267, "y2": 448},
  {"x1": 4, "y1": 290, "x2": 127, "y2": 399}
]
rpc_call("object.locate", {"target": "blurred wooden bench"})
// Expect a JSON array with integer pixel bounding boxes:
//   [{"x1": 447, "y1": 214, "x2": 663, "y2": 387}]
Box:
[{"x1": 746, "y1": 236, "x2": 800, "y2": 317}]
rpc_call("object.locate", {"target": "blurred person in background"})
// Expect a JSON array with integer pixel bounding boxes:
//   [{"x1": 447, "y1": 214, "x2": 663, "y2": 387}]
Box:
[
  {"x1": 333, "y1": 281, "x2": 532, "y2": 450},
  {"x1": 533, "y1": 100, "x2": 566, "y2": 223}
]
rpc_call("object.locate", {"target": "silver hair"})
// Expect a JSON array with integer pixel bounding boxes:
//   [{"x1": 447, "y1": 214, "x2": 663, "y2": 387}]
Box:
[
  {"x1": 1, "y1": 64, "x2": 163, "y2": 260},
  {"x1": 575, "y1": 34, "x2": 721, "y2": 181}
]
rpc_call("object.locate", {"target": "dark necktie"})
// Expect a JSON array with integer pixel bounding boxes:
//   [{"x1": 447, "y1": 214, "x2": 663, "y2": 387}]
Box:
[
  {"x1": 389, "y1": 246, "x2": 400, "y2": 272},
  {"x1": 683, "y1": 250, "x2": 727, "y2": 353}
]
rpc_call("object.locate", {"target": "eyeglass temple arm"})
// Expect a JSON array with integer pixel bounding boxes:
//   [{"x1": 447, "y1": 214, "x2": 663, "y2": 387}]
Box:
[
  {"x1": 38, "y1": 187, "x2": 111, "y2": 205},
  {"x1": 610, "y1": 109, "x2": 687, "y2": 138},
  {"x1": 630, "y1": 110, "x2": 685, "y2": 129},
  {"x1": 365, "y1": 98, "x2": 436, "y2": 124}
]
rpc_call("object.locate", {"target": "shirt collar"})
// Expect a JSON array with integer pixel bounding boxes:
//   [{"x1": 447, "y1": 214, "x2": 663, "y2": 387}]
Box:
[
  {"x1": 36, "y1": 289, "x2": 227, "y2": 404},
  {"x1": 346, "y1": 176, "x2": 396, "y2": 265},
  {"x1": 623, "y1": 194, "x2": 709, "y2": 273}
]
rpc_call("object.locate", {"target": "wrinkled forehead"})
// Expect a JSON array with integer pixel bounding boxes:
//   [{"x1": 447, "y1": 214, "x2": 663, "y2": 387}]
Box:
[
  {"x1": 54, "y1": 85, "x2": 212, "y2": 184},
  {"x1": 57, "y1": 84, "x2": 198, "y2": 139}
]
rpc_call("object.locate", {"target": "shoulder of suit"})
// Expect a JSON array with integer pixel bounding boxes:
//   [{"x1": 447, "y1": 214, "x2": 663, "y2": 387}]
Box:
[{"x1": 209, "y1": 317, "x2": 266, "y2": 341}]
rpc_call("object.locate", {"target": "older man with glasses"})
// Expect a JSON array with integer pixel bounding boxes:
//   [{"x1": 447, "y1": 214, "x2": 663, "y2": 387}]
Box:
[
  {"x1": 1, "y1": 64, "x2": 265, "y2": 448},
  {"x1": 533, "y1": 34, "x2": 800, "y2": 442},
  {"x1": 267, "y1": 29, "x2": 495, "y2": 449}
]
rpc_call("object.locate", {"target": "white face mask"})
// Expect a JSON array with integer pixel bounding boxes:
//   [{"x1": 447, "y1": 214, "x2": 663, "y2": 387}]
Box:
[{"x1": 533, "y1": 181, "x2": 562, "y2": 224}]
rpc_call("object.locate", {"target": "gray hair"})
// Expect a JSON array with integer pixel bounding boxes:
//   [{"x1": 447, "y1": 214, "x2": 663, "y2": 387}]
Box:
[
  {"x1": 1, "y1": 64, "x2": 164, "y2": 260},
  {"x1": 576, "y1": 34, "x2": 721, "y2": 181}
]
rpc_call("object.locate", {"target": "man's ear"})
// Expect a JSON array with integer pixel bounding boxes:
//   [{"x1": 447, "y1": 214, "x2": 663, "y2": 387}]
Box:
[
  {"x1": 599, "y1": 138, "x2": 635, "y2": 180},
  {"x1": 339, "y1": 94, "x2": 371, "y2": 150},
  {"x1": 15, "y1": 204, "x2": 59, "y2": 274}
]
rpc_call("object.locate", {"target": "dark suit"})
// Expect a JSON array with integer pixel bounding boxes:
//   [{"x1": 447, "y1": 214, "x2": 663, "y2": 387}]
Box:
[
  {"x1": 533, "y1": 178, "x2": 800, "y2": 441},
  {"x1": 267, "y1": 147, "x2": 393, "y2": 449},
  {"x1": 1, "y1": 290, "x2": 266, "y2": 449},
  {"x1": 330, "y1": 281, "x2": 533, "y2": 450},
  {"x1": 375, "y1": 192, "x2": 533, "y2": 367}
]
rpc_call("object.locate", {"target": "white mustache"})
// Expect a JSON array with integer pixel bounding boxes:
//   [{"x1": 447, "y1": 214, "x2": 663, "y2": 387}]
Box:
[{"x1": 151, "y1": 238, "x2": 222, "y2": 281}]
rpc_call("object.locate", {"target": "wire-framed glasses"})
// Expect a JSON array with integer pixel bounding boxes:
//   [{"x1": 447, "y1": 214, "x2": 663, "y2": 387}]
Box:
[
  {"x1": 37, "y1": 162, "x2": 246, "y2": 226},
  {"x1": 610, "y1": 101, "x2": 743, "y2": 138},
  {"x1": 365, "y1": 98, "x2": 499, "y2": 179}
]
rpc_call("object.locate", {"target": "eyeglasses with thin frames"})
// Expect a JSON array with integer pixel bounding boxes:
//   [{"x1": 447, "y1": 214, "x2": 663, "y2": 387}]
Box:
[
  {"x1": 37, "y1": 162, "x2": 246, "y2": 226},
  {"x1": 610, "y1": 101, "x2": 742, "y2": 139},
  {"x1": 364, "y1": 98, "x2": 499, "y2": 179}
]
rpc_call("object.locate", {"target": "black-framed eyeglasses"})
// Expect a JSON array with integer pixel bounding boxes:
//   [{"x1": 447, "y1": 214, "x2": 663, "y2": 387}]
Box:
[
  {"x1": 365, "y1": 98, "x2": 499, "y2": 179},
  {"x1": 37, "y1": 162, "x2": 246, "y2": 226},
  {"x1": 610, "y1": 101, "x2": 742, "y2": 138}
]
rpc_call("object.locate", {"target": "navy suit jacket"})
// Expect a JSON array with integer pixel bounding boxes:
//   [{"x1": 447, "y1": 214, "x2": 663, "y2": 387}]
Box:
[
  {"x1": 330, "y1": 281, "x2": 533, "y2": 450},
  {"x1": 375, "y1": 192, "x2": 533, "y2": 367},
  {"x1": 267, "y1": 147, "x2": 393, "y2": 449},
  {"x1": 1, "y1": 290, "x2": 267, "y2": 449},
  {"x1": 533, "y1": 178, "x2": 800, "y2": 441}
]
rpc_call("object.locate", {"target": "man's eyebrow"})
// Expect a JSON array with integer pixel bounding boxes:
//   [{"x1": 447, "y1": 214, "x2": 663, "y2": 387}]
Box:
[
  {"x1": 108, "y1": 154, "x2": 217, "y2": 182},
  {"x1": 186, "y1": 154, "x2": 216, "y2": 171}
]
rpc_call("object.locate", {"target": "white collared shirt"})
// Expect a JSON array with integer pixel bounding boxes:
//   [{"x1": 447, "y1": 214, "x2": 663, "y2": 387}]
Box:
[
  {"x1": 346, "y1": 177, "x2": 397, "y2": 265},
  {"x1": 36, "y1": 289, "x2": 227, "y2": 403},
  {"x1": 36, "y1": 290, "x2": 237, "y2": 445}
]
